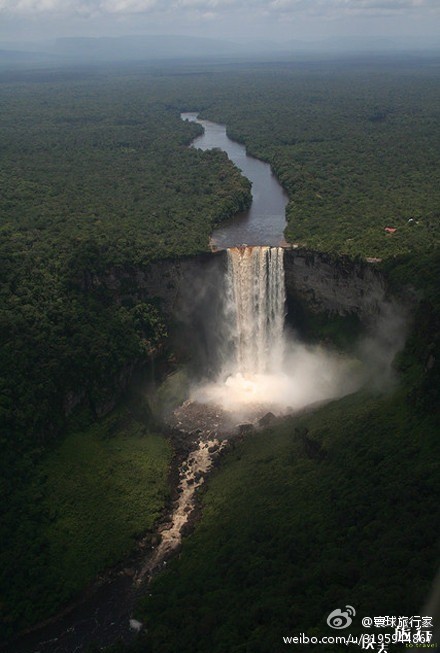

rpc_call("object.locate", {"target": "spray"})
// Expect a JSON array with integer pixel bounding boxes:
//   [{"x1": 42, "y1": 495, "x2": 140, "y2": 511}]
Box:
[{"x1": 189, "y1": 245, "x2": 403, "y2": 424}]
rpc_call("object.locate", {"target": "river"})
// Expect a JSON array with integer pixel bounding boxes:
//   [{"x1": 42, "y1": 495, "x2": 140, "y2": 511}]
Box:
[
  {"x1": 181, "y1": 112, "x2": 288, "y2": 248},
  {"x1": 4, "y1": 115, "x2": 288, "y2": 653}
]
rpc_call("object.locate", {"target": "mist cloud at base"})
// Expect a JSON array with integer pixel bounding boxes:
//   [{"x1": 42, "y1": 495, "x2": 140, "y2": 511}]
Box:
[{"x1": 189, "y1": 298, "x2": 408, "y2": 424}]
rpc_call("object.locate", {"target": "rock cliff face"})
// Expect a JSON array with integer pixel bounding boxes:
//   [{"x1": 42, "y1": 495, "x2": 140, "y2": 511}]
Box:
[
  {"x1": 97, "y1": 248, "x2": 386, "y2": 321},
  {"x1": 92, "y1": 248, "x2": 388, "y2": 374},
  {"x1": 98, "y1": 252, "x2": 225, "y2": 319},
  {"x1": 68, "y1": 248, "x2": 392, "y2": 421},
  {"x1": 95, "y1": 252, "x2": 227, "y2": 378},
  {"x1": 283, "y1": 248, "x2": 387, "y2": 319}
]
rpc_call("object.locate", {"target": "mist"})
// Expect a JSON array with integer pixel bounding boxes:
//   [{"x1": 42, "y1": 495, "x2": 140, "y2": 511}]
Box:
[
  {"x1": 191, "y1": 343, "x2": 362, "y2": 420},
  {"x1": 190, "y1": 304, "x2": 407, "y2": 426},
  {"x1": 186, "y1": 247, "x2": 407, "y2": 428}
]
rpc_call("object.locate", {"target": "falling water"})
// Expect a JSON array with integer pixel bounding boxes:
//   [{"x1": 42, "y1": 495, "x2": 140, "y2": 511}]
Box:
[
  {"x1": 191, "y1": 245, "x2": 295, "y2": 416},
  {"x1": 191, "y1": 243, "x2": 363, "y2": 419},
  {"x1": 225, "y1": 246, "x2": 286, "y2": 375}
]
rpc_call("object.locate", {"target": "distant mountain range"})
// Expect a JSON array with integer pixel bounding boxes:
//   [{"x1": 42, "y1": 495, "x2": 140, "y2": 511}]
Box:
[{"x1": 0, "y1": 33, "x2": 439, "y2": 67}]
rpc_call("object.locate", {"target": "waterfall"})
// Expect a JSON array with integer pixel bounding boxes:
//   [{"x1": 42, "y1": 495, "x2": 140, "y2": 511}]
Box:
[
  {"x1": 225, "y1": 246, "x2": 286, "y2": 375},
  {"x1": 191, "y1": 243, "x2": 360, "y2": 418}
]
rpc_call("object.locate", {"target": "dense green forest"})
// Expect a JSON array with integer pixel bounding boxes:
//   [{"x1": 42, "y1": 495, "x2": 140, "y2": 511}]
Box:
[
  {"x1": 0, "y1": 59, "x2": 439, "y2": 647},
  {"x1": 203, "y1": 72, "x2": 440, "y2": 258},
  {"x1": 158, "y1": 63, "x2": 440, "y2": 258},
  {"x1": 136, "y1": 391, "x2": 439, "y2": 653},
  {"x1": 1, "y1": 402, "x2": 171, "y2": 634},
  {"x1": 0, "y1": 76, "x2": 250, "y2": 461},
  {"x1": 0, "y1": 73, "x2": 251, "y2": 638}
]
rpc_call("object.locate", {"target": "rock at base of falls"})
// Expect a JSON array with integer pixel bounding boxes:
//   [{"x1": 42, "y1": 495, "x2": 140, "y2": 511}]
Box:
[
  {"x1": 169, "y1": 401, "x2": 237, "y2": 438},
  {"x1": 258, "y1": 411, "x2": 277, "y2": 428},
  {"x1": 237, "y1": 422, "x2": 255, "y2": 435}
]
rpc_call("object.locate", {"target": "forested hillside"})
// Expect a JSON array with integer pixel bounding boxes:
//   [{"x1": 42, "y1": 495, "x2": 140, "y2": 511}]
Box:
[
  {"x1": 0, "y1": 73, "x2": 251, "y2": 638},
  {"x1": 136, "y1": 390, "x2": 439, "y2": 653},
  {"x1": 0, "y1": 74, "x2": 251, "y2": 460},
  {"x1": 169, "y1": 63, "x2": 440, "y2": 258}
]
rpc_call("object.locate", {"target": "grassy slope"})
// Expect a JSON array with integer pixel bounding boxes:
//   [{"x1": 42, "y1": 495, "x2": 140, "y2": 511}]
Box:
[
  {"x1": 139, "y1": 390, "x2": 439, "y2": 653},
  {"x1": 0, "y1": 407, "x2": 171, "y2": 635}
]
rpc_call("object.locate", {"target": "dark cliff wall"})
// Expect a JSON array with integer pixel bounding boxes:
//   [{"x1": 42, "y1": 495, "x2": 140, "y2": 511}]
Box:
[
  {"x1": 283, "y1": 248, "x2": 386, "y2": 319},
  {"x1": 98, "y1": 252, "x2": 224, "y2": 315},
  {"x1": 97, "y1": 248, "x2": 386, "y2": 321},
  {"x1": 97, "y1": 251, "x2": 227, "y2": 377},
  {"x1": 67, "y1": 248, "x2": 392, "y2": 422},
  {"x1": 94, "y1": 248, "x2": 388, "y2": 373}
]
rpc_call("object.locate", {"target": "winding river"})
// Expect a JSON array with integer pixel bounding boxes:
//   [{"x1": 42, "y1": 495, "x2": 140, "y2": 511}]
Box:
[
  {"x1": 181, "y1": 112, "x2": 288, "y2": 247},
  {"x1": 6, "y1": 115, "x2": 289, "y2": 653}
]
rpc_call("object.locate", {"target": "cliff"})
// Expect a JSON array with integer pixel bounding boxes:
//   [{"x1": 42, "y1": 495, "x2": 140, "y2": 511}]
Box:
[
  {"x1": 283, "y1": 248, "x2": 387, "y2": 318},
  {"x1": 95, "y1": 248, "x2": 386, "y2": 321}
]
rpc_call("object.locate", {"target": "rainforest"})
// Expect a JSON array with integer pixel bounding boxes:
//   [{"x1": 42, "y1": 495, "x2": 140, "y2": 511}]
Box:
[{"x1": 0, "y1": 56, "x2": 439, "y2": 653}]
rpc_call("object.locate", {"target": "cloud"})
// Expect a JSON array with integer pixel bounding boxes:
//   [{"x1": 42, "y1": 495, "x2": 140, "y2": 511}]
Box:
[
  {"x1": 0, "y1": 0, "x2": 65, "y2": 12},
  {"x1": 0, "y1": 0, "x2": 158, "y2": 14},
  {"x1": 267, "y1": 0, "x2": 439, "y2": 15},
  {"x1": 0, "y1": 0, "x2": 438, "y2": 17},
  {"x1": 176, "y1": 0, "x2": 235, "y2": 7},
  {"x1": 0, "y1": 0, "x2": 71, "y2": 13},
  {"x1": 332, "y1": 0, "x2": 438, "y2": 14},
  {"x1": 100, "y1": 0, "x2": 157, "y2": 13}
]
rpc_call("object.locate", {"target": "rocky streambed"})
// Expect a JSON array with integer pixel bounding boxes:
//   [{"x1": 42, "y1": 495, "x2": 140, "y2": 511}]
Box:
[
  {"x1": 137, "y1": 433, "x2": 226, "y2": 584},
  {"x1": 5, "y1": 366, "x2": 347, "y2": 653},
  {"x1": 4, "y1": 408, "x2": 241, "y2": 653}
]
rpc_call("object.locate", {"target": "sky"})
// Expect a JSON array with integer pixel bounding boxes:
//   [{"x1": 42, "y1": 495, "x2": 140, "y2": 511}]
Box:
[{"x1": 0, "y1": 0, "x2": 439, "y2": 47}]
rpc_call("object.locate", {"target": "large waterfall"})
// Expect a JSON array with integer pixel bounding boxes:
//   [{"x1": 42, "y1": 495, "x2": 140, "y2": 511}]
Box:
[
  {"x1": 192, "y1": 245, "x2": 293, "y2": 416},
  {"x1": 225, "y1": 246, "x2": 285, "y2": 375},
  {"x1": 191, "y1": 245, "x2": 361, "y2": 421}
]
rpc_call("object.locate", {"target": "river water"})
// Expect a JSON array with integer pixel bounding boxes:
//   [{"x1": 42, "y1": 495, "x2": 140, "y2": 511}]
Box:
[{"x1": 181, "y1": 112, "x2": 288, "y2": 247}]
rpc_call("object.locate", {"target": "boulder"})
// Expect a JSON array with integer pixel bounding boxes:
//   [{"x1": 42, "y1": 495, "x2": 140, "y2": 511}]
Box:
[
  {"x1": 237, "y1": 422, "x2": 255, "y2": 435},
  {"x1": 258, "y1": 412, "x2": 276, "y2": 428},
  {"x1": 129, "y1": 619, "x2": 143, "y2": 632}
]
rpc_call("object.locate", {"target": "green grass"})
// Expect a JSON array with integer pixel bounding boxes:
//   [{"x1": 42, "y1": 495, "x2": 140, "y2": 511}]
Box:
[
  {"x1": 139, "y1": 389, "x2": 439, "y2": 653},
  {"x1": 296, "y1": 310, "x2": 363, "y2": 350},
  {"x1": 0, "y1": 408, "x2": 171, "y2": 636},
  {"x1": 43, "y1": 414, "x2": 170, "y2": 590},
  {"x1": 149, "y1": 368, "x2": 193, "y2": 421}
]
